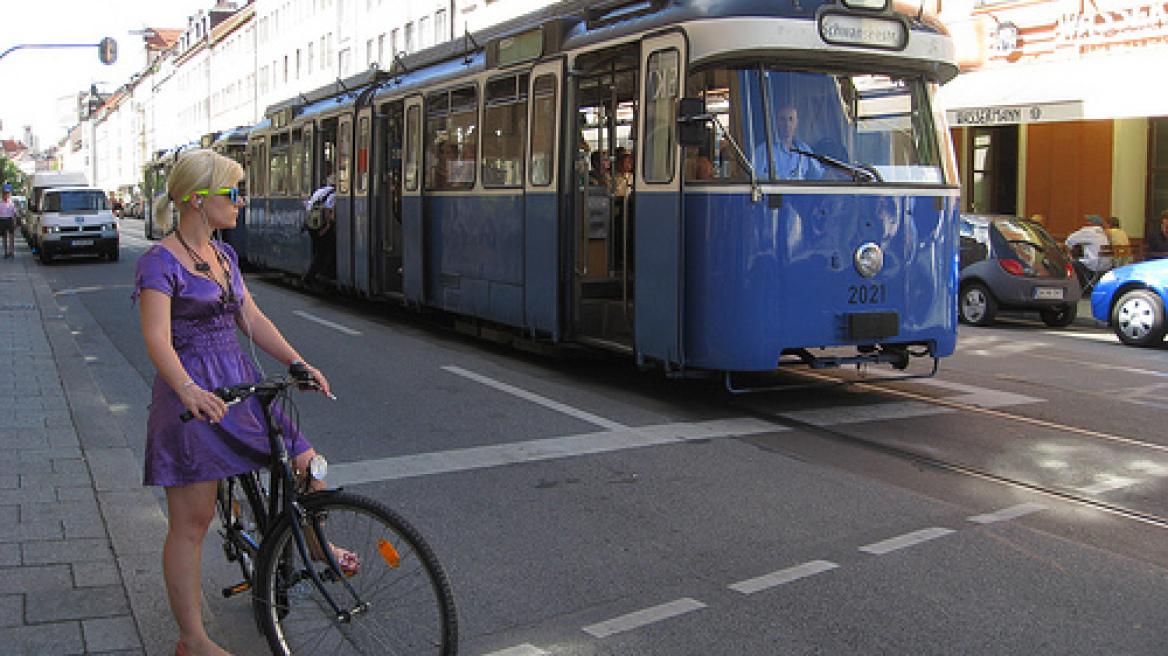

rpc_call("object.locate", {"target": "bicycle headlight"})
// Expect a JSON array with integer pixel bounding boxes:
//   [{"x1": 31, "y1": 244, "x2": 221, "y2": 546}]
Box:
[
  {"x1": 308, "y1": 454, "x2": 328, "y2": 481},
  {"x1": 855, "y1": 242, "x2": 884, "y2": 278}
]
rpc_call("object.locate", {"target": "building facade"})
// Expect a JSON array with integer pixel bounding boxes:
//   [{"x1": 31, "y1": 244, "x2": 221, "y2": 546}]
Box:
[
  {"x1": 75, "y1": 0, "x2": 550, "y2": 202},
  {"x1": 938, "y1": 0, "x2": 1168, "y2": 245}
]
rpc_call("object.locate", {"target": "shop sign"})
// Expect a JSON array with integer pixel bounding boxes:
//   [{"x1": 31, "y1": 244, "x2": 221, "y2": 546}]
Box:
[
  {"x1": 948, "y1": 101, "x2": 1083, "y2": 126},
  {"x1": 1055, "y1": 2, "x2": 1168, "y2": 51}
]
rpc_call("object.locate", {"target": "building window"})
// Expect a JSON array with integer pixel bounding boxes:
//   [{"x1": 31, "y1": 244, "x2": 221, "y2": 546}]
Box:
[
  {"x1": 1149, "y1": 119, "x2": 1168, "y2": 232},
  {"x1": 968, "y1": 126, "x2": 1018, "y2": 215}
]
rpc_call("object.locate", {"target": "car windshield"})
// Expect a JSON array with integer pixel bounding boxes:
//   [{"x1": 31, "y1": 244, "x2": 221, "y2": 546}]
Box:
[
  {"x1": 993, "y1": 218, "x2": 1071, "y2": 276},
  {"x1": 44, "y1": 190, "x2": 108, "y2": 213},
  {"x1": 684, "y1": 66, "x2": 951, "y2": 185}
]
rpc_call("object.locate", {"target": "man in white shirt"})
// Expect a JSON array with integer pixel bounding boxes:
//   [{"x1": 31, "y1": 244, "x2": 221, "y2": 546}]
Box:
[{"x1": 1065, "y1": 214, "x2": 1111, "y2": 288}]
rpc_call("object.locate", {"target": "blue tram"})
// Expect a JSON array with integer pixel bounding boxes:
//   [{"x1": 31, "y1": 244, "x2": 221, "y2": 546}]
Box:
[{"x1": 241, "y1": 0, "x2": 961, "y2": 376}]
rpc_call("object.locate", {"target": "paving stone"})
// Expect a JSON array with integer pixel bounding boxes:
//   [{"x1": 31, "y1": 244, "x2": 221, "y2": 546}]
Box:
[
  {"x1": 82, "y1": 615, "x2": 142, "y2": 653},
  {"x1": 0, "y1": 564, "x2": 73, "y2": 593},
  {"x1": 73, "y1": 559, "x2": 123, "y2": 588},
  {"x1": 5, "y1": 620, "x2": 84, "y2": 655},
  {"x1": 0, "y1": 593, "x2": 22, "y2": 627},
  {"x1": 24, "y1": 585, "x2": 129, "y2": 623},
  {"x1": 21, "y1": 538, "x2": 114, "y2": 566}
]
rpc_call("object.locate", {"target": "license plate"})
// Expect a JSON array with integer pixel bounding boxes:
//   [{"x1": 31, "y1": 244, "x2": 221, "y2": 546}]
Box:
[
  {"x1": 1034, "y1": 287, "x2": 1063, "y2": 300},
  {"x1": 71, "y1": 239, "x2": 94, "y2": 247}
]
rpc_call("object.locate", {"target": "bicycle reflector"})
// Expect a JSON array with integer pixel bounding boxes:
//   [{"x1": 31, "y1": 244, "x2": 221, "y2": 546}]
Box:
[{"x1": 378, "y1": 539, "x2": 401, "y2": 568}]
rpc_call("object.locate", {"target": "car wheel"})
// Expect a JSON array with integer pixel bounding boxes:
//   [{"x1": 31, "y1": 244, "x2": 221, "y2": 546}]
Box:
[
  {"x1": 1110, "y1": 289, "x2": 1166, "y2": 347},
  {"x1": 1040, "y1": 303, "x2": 1077, "y2": 328},
  {"x1": 960, "y1": 283, "x2": 997, "y2": 326}
]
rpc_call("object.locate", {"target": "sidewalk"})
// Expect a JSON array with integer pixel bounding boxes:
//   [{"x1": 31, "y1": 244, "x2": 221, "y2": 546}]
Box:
[{"x1": 0, "y1": 242, "x2": 170, "y2": 655}]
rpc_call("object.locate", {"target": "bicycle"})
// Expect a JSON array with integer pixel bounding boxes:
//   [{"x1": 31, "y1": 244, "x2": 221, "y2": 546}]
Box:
[{"x1": 184, "y1": 363, "x2": 458, "y2": 655}]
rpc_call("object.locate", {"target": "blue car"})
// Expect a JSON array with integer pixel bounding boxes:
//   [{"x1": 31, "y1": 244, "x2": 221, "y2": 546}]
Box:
[{"x1": 1090, "y1": 258, "x2": 1168, "y2": 346}]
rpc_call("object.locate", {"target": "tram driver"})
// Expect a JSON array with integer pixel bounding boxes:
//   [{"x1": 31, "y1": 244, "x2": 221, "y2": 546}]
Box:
[{"x1": 772, "y1": 104, "x2": 823, "y2": 181}]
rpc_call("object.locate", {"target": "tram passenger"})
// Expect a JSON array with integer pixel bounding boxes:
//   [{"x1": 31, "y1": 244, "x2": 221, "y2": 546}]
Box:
[
  {"x1": 589, "y1": 150, "x2": 611, "y2": 187},
  {"x1": 303, "y1": 166, "x2": 337, "y2": 290},
  {"x1": 613, "y1": 147, "x2": 634, "y2": 197},
  {"x1": 772, "y1": 104, "x2": 824, "y2": 181}
]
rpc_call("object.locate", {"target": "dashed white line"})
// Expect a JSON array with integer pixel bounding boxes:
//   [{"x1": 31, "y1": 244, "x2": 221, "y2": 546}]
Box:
[
  {"x1": 729, "y1": 560, "x2": 839, "y2": 595},
  {"x1": 1078, "y1": 474, "x2": 1142, "y2": 495},
  {"x1": 292, "y1": 309, "x2": 362, "y2": 335},
  {"x1": 582, "y1": 598, "x2": 707, "y2": 639},
  {"x1": 968, "y1": 502, "x2": 1048, "y2": 524},
  {"x1": 859, "y1": 527, "x2": 955, "y2": 555}
]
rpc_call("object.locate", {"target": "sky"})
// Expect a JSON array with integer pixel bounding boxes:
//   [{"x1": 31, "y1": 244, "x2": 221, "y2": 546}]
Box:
[{"x1": 0, "y1": 0, "x2": 202, "y2": 147}]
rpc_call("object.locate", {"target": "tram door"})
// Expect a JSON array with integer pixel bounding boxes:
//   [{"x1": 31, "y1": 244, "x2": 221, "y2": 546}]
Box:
[
  {"x1": 525, "y1": 60, "x2": 563, "y2": 337},
  {"x1": 573, "y1": 44, "x2": 639, "y2": 347},
  {"x1": 401, "y1": 95, "x2": 425, "y2": 305},
  {"x1": 352, "y1": 106, "x2": 374, "y2": 294},
  {"x1": 372, "y1": 101, "x2": 405, "y2": 297}
]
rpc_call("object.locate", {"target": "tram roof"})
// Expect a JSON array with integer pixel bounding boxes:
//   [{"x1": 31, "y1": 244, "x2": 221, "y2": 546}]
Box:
[{"x1": 262, "y1": 0, "x2": 954, "y2": 122}]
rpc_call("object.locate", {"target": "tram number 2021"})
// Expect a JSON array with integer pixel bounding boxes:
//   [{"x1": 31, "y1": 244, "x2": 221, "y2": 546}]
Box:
[{"x1": 848, "y1": 284, "x2": 886, "y2": 305}]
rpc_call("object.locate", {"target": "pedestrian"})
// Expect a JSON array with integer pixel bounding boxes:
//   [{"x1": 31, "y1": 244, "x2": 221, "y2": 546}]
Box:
[
  {"x1": 1146, "y1": 210, "x2": 1168, "y2": 259},
  {"x1": 133, "y1": 148, "x2": 353, "y2": 656},
  {"x1": 0, "y1": 184, "x2": 16, "y2": 258},
  {"x1": 302, "y1": 165, "x2": 337, "y2": 289},
  {"x1": 1064, "y1": 214, "x2": 1110, "y2": 288}
]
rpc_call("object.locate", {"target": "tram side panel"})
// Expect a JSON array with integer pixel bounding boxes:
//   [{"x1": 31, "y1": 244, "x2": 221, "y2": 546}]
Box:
[{"x1": 424, "y1": 192, "x2": 526, "y2": 327}]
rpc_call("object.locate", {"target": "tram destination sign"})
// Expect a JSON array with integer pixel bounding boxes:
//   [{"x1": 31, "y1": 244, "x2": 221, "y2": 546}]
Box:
[{"x1": 819, "y1": 13, "x2": 908, "y2": 50}]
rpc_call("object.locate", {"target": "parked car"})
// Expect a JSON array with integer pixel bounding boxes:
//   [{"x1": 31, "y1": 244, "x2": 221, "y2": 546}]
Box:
[
  {"x1": 959, "y1": 214, "x2": 1081, "y2": 327},
  {"x1": 1090, "y1": 257, "x2": 1168, "y2": 347}
]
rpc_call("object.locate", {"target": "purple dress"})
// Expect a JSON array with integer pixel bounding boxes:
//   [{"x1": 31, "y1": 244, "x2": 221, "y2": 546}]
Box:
[{"x1": 133, "y1": 242, "x2": 312, "y2": 487}]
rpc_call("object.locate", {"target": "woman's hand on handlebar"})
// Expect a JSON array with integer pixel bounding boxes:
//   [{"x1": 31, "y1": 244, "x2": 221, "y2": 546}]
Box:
[
  {"x1": 291, "y1": 362, "x2": 334, "y2": 400},
  {"x1": 178, "y1": 381, "x2": 229, "y2": 423}
]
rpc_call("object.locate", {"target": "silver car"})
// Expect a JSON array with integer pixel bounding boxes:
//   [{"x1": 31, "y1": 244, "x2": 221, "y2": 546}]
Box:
[{"x1": 959, "y1": 214, "x2": 1081, "y2": 327}]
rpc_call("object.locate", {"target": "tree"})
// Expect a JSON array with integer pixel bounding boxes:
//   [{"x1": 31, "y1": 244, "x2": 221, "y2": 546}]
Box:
[{"x1": 1, "y1": 156, "x2": 26, "y2": 193}]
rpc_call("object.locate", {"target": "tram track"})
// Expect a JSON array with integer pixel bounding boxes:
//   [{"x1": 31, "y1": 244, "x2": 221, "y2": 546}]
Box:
[{"x1": 732, "y1": 371, "x2": 1168, "y2": 531}]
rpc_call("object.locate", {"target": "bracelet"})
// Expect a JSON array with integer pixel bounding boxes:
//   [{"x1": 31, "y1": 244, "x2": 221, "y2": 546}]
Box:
[{"x1": 181, "y1": 379, "x2": 196, "y2": 389}]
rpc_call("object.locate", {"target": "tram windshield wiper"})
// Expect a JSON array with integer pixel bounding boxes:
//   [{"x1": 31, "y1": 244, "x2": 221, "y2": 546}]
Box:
[{"x1": 792, "y1": 149, "x2": 883, "y2": 183}]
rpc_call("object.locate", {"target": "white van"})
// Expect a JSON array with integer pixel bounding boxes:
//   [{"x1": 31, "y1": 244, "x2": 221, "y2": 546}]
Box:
[
  {"x1": 28, "y1": 171, "x2": 89, "y2": 252},
  {"x1": 34, "y1": 186, "x2": 120, "y2": 263}
]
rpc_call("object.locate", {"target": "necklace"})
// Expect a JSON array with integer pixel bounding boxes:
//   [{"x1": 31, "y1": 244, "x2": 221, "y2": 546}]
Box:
[{"x1": 175, "y1": 229, "x2": 236, "y2": 305}]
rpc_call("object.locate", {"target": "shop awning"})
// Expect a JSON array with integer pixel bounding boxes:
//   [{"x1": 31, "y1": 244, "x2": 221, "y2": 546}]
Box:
[{"x1": 937, "y1": 49, "x2": 1168, "y2": 126}]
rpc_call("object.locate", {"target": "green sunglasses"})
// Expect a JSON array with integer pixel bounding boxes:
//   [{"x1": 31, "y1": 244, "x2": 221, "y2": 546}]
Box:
[{"x1": 181, "y1": 187, "x2": 243, "y2": 204}]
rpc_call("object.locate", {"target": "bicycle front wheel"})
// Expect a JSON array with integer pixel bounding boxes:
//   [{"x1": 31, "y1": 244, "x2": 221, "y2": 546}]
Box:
[{"x1": 254, "y1": 491, "x2": 457, "y2": 655}]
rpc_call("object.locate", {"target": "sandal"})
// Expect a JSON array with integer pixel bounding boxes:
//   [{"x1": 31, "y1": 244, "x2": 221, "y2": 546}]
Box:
[{"x1": 311, "y1": 544, "x2": 360, "y2": 577}]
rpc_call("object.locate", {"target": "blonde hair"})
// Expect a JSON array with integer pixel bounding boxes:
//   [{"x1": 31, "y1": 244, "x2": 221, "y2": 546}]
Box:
[{"x1": 152, "y1": 148, "x2": 244, "y2": 233}]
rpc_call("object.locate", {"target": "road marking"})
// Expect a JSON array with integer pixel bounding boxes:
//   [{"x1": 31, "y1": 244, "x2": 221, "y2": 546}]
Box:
[
  {"x1": 1077, "y1": 474, "x2": 1142, "y2": 495},
  {"x1": 582, "y1": 598, "x2": 707, "y2": 639},
  {"x1": 779, "y1": 401, "x2": 950, "y2": 426},
  {"x1": 1038, "y1": 330, "x2": 1116, "y2": 343},
  {"x1": 481, "y1": 645, "x2": 549, "y2": 656},
  {"x1": 968, "y1": 502, "x2": 1048, "y2": 524},
  {"x1": 292, "y1": 309, "x2": 362, "y2": 336},
  {"x1": 330, "y1": 417, "x2": 782, "y2": 485},
  {"x1": 443, "y1": 365, "x2": 624, "y2": 430},
  {"x1": 859, "y1": 527, "x2": 955, "y2": 555},
  {"x1": 729, "y1": 560, "x2": 839, "y2": 595}
]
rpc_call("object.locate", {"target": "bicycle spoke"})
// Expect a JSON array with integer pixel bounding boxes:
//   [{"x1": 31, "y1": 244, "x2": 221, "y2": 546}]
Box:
[{"x1": 255, "y1": 492, "x2": 457, "y2": 655}]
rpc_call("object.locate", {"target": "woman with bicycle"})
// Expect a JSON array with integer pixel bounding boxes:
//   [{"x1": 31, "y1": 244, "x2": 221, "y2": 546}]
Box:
[{"x1": 134, "y1": 149, "x2": 352, "y2": 656}]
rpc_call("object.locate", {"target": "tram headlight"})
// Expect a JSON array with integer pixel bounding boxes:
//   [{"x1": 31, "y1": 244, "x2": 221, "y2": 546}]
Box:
[{"x1": 854, "y1": 243, "x2": 884, "y2": 278}]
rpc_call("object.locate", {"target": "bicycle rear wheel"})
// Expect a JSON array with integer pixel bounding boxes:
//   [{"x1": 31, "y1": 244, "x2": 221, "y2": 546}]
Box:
[{"x1": 254, "y1": 491, "x2": 457, "y2": 655}]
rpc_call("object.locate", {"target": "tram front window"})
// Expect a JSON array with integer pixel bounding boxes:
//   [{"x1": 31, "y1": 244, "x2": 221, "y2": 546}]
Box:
[{"x1": 685, "y1": 66, "x2": 947, "y2": 185}]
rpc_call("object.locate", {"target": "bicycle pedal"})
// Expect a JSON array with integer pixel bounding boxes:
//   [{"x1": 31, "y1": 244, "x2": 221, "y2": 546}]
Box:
[{"x1": 222, "y1": 581, "x2": 250, "y2": 598}]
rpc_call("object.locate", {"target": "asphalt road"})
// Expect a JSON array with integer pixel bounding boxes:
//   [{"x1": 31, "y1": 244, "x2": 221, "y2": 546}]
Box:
[{"x1": 35, "y1": 221, "x2": 1168, "y2": 655}]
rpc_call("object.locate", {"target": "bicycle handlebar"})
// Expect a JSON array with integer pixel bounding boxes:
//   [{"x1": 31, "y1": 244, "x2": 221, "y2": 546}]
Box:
[{"x1": 179, "y1": 363, "x2": 321, "y2": 422}]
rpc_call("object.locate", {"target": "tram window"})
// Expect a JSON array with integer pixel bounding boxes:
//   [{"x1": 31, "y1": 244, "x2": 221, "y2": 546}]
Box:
[
  {"x1": 482, "y1": 74, "x2": 528, "y2": 187},
  {"x1": 300, "y1": 131, "x2": 313, "y2": 192},
  {"x1": 269, "y1": 132, "x2": 290, "y2": 195},
  {"x1": 530, "y1": 74, "x2": 557, "y2": 187},
  {"x1": 644, "y1": 48, "x2": 679, "y2": 183},
  {"x1": 684, "y1": 68, "x2": 765, "y2": 182},
  {"x1": 357, "y1": 116, "x2": 370, "y2": 193},
  {"x1": 405, "y1": 105, "x2": 420, "y2": 191},
  {"x1": 338, "y1": 120, "x2": 352, "y2": 194},
  {"x1": 290, "y1": 129, "x2": 303, "y2": 196},
  {"x1": 426, "y1": 85, "x2": 478, "y2": 189}
]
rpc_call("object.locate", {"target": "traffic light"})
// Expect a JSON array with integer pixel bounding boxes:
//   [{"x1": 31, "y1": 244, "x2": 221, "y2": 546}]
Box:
[{"x1": 98, "y1": 37, "x2": 117, "y2": 65}]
